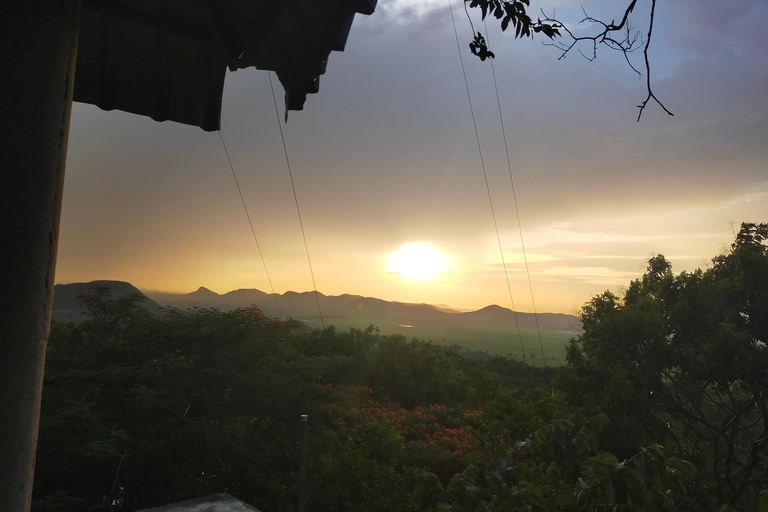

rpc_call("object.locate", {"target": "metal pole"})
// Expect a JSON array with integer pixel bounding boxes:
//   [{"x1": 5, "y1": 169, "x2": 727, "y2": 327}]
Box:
[
  {"x1": 299, "y1": 414, "x2": 309, "y2": 512},
  {"x1": 0, "y1": 2, "x2": 81, "y2": 511}
]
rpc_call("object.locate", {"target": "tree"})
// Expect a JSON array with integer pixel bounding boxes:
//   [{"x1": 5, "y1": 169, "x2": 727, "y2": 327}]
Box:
[
  {"x1": 559, "y1": 223, "x2": 768, "y2": 510},
  {"x1": 34, "y1": 298, "x2": 323, "y2": 511},
  {"x1": 75, "y1": 286, "x2": 152, "y2": 333},
  {"x1": 465, "y1": 0, "x2": 670, "y2": 120},
  {"x1": 445, "y1": 413, "x2": 695, "y2": 511}
]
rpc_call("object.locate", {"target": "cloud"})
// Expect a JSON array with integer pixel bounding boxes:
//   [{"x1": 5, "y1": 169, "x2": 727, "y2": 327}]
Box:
[
  {"x1": 376, "y1": 0, "x2": 448, "y2": 23},
  {"x1": 537, "y1": 266, "x2": 640, "y2": 284},
  {"x1": 511, "y1": 226, "x2": 663, "y2": 249},
  {"x1": 476, "y1": 181, "x2": 767, "y2": 294},
  {"x1": 667, "y1": 1, "x2": 768, "y2": 65},
  {"x1": 730, "y1": 182, "x2": 768, "y2": 205},
  {"x1": 59, "y1": 0, "x2": 767, "y2": 317},
  {"x1": 499, "y1": 252, "x2": 559, "y2": 264}
]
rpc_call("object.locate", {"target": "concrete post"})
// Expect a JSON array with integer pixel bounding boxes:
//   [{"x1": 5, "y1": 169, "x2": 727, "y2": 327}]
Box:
[{"x1": 0, "y1": 2, "x2": 81, "y2": 511}]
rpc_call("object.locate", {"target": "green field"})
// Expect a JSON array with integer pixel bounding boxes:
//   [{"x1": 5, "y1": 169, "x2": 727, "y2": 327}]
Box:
[
  {"x1": 392, "y1": 323, "x2": 576, "y2": 367},
  {"x1": 308, "y1": 316, "x2": 578, "y2": 367}
]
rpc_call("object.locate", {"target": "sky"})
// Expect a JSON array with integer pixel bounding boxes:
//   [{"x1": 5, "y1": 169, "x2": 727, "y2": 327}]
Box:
[{"x1": 57, "y1": 0, "x2": 768, "y2": 315}]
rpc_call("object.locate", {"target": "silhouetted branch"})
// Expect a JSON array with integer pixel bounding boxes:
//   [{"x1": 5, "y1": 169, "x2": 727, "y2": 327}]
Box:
[
  {"x1": 466, "y1": 0, "x2": 673, "y2": 120},
  {"x1": 635, "y1": 0, "x2": 674, "y2": 120}
]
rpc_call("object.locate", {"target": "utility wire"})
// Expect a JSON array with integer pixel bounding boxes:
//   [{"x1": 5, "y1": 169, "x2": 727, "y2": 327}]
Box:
[
  {"x1": 218, "y1": 130, "x2": 283, "y2": 318},
  {"x1": 267, "y1": 71, "x2": 325, "y2": 329},
  {"x1": 483, "y1": 20, "x2": 547, "y2": 367},
  {"x1": 448, "y1": 0, "x2": 527, "y2": 365}
]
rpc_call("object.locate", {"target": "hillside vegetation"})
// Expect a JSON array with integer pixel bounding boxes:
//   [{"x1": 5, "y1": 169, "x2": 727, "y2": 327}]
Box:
[
  {"x1": 34, "y1": 223, "x2": 767, "y2": 512},
  {"x1": 56, "y1": 283, "x2": 580, "y2": 363}
]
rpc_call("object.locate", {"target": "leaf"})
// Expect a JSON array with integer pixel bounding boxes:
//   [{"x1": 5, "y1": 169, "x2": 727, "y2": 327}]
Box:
[
  {"x1": 574, "y1": 413, "x2": 610, "y2": 455},
  {"x1": 540, "y1": 24, "x2": 557, "y2": 38},
  {"x1": 555, "y1": 490, "x2": 577, "y2": 507},
  {"x1": 622, "y1": 467, "x2": 646, "y2": 506},
  {"x1": 758, "y1": 493, "x2": 768, "y2": 512},
  {"x1": 665, "y1": 457, "x2": 697, "y2": 480},
  {"x1": 589, "y1": 451, "x2": 619, "y2": 472}
]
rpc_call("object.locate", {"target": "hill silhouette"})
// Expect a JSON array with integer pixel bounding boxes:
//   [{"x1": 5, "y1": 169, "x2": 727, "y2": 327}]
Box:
[
  {"x1": 52, "y1": 280, "x2": 163, "y2": 323},
  {"x1": 56, "y1": 281, "x2": 580, "y2": 359},
  {"x1": 148, "y1": 287, "x2": 579, "y2": 331},
  {"x1": 147, "y1": 285, "x2": 580, "y2": 360}
]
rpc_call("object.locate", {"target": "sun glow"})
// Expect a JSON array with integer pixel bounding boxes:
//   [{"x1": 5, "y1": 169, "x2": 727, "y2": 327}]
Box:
[{"x1": 387, "y1": 243, "x2": 451, "y2": 281}]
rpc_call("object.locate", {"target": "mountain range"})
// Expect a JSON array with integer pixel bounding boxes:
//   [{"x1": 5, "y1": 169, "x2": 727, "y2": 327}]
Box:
[
  {"x1": 147, "y1": 286, "x2": 580, "y2": 332},
  {"x1": 53, "y1": 281, "x2": 581, "y2": 359}
]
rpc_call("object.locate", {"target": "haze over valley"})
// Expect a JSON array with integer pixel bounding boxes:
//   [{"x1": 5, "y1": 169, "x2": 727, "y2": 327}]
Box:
[{"x1": 53, "y1": 280, "x2": 580, "y2": 364}]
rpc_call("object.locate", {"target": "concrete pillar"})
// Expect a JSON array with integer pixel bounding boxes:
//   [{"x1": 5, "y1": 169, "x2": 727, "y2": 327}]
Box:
[{"x1": 0, "y1": 2, "x2": 81, "y2": 511}]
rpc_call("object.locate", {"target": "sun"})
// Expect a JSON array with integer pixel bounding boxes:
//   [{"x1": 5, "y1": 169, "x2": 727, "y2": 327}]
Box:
[{"x1": 387, "y1": 243, "x2": 451, "y2": 281}]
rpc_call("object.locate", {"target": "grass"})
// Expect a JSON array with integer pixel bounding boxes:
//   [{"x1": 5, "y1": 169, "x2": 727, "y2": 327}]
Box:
[{"x1": 305, "y1": 316, "x2": 579, "y2": 367}]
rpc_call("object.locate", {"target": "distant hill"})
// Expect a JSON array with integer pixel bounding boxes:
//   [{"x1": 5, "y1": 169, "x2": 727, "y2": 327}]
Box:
[
  {"x1": 433, "y1": 303, "x2": 474, "y2": 313},
  {"x1": 145, "y1": 286, "x2": 581, "y2": 333},
  {"x1": 149, "y1": 286, "x2": 274, "y2": 311},
  {"x1": 459, "y1": 304, "x2": 578, "y2": 331},
  {"x1": 56, "y1": 281, "x2": 581, "y2": 360},
  {"x1": 52, "y1": 280, "x2": 162, "y2": 323}
]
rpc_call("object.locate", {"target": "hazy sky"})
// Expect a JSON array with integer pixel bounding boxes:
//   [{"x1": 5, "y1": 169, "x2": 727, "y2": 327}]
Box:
[{"x1": 57, "y1": 0, "x2": 768, "y2": 314}]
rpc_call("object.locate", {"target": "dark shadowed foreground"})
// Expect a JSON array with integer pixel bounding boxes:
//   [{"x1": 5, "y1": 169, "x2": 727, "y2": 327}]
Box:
[{"x1": 34, "y1": 224, "x2": 767, "y2": 511}]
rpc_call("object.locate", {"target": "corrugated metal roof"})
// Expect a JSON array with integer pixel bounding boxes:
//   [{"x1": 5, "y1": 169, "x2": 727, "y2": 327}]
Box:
[{"x1": 73, "y1": 0, "x2": 377, "y2": 131}]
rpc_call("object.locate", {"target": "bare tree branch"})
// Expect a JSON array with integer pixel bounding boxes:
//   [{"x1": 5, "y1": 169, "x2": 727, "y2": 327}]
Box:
[
  {"x1": 635, "y1": 0, "x2": 674, "y2": 120},
  {"x1": 466, "y1": 0, "x2": 673, "y2": 120}
]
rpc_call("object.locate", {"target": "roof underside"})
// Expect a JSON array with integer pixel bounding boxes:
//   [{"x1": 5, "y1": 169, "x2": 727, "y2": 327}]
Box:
[{"x1": 73, "y1": 0, "x2": 377, "y2": 131}]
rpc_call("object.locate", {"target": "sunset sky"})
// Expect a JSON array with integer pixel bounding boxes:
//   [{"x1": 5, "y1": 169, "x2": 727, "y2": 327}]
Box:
[{"x1": 56, "y1": 0, "x2": 768, "y2": 315}]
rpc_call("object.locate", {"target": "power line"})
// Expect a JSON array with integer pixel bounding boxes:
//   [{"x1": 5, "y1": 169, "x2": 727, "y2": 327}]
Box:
[
  {"x1": 448, "y1": 0, "x2": 527, "y2": 365},
  {"x1": 267, "y1": 71, "x2": 325, "y2": 329},
  {"x1": 483, "y1": 20, "x2": 547, "y2": 367},
  {"x1": 218, "y1": 130, "x2": 283, "y2": 318}
]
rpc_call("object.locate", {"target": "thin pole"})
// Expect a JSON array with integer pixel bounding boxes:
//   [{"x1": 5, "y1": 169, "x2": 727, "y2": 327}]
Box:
[{"x1": 299, "y1": 414, "x2": 309, "y2": 512}]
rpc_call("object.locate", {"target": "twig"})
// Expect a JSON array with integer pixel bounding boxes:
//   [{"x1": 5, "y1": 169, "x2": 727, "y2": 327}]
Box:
[{"x1": 466, "y1": 0, "x2": 672, "y2": 119}]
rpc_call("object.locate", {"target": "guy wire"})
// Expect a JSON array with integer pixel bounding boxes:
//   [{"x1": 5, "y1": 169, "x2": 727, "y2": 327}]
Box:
[
  {"x1": 218, "y1": 130, "x2": 283, "y2": 318},
  {"x1": 483, "y1": 20, "x2": 547, "y2": 367},
  {"x1": 267, "y1": 71, "x2": 325, "y2": 329},
  {"x1": 448, "y1": 0, "x2": 527, "y2": 365}
]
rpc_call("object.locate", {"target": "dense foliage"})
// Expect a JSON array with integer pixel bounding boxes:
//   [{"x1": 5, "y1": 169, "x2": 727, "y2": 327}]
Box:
[
  {"x1": 33, "y1": 223, "x2": 767, "y2": 511},
  {"x1": 560, "y1": 222, "x2": 768, "y2": 511}
]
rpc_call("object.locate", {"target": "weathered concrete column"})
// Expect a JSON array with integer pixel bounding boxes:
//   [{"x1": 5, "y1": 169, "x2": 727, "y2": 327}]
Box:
[{"x1": 0, "y1": 2, "x2": 81, "y2": 511}]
